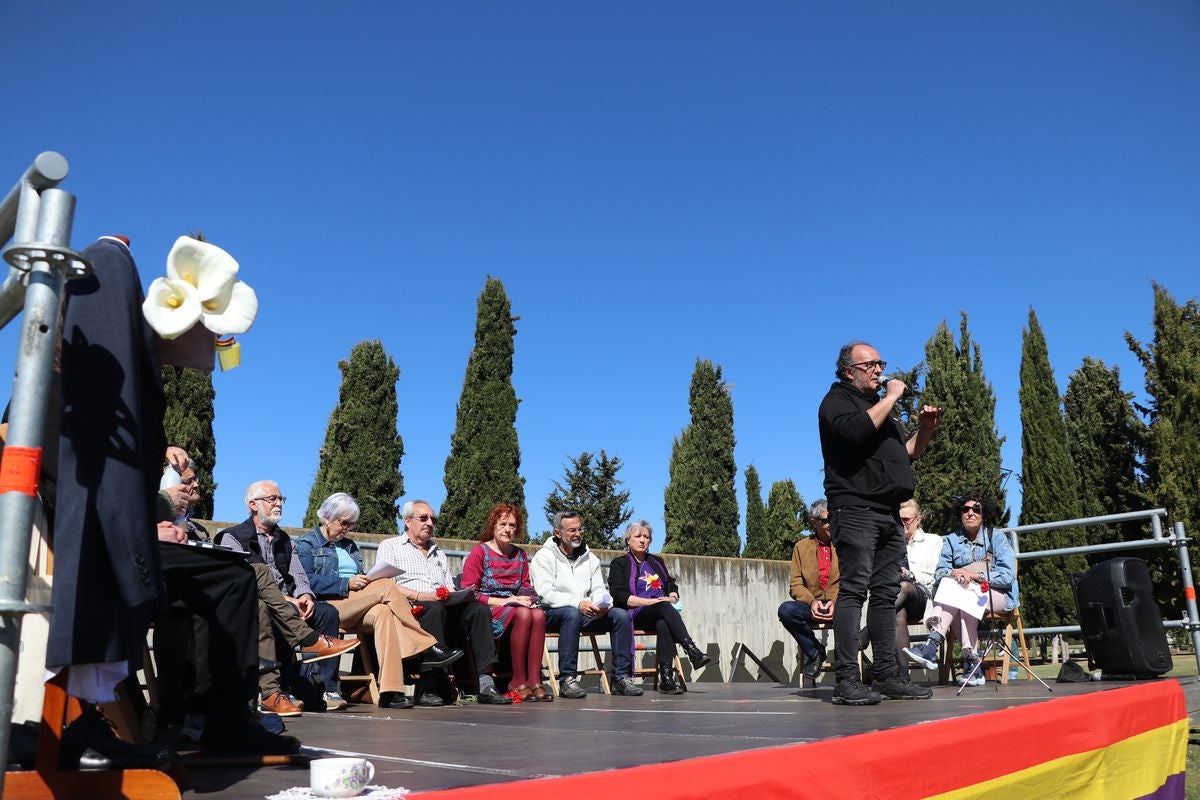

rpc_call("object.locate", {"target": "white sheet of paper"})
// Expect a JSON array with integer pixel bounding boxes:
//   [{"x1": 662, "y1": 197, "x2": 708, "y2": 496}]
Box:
[
  {"x1": 933, "y1": 578, "x2": 988, "y2": 620},
  {"x1": 366, "y1": 560, "x2": 405, "y2": 581}
]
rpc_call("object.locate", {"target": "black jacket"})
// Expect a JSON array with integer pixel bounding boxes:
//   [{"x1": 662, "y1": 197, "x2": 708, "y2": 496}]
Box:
[
  {"x1": 818, "y1": 380, "x2": 913, "y2": 511},
  {"x1": 48, "y1": 238, "x2": 166, "y2": 669},
  {"x1": 607, "y1": 552, "x2": 679, "y2": 609},
  {"x1": 217, "y1": 518, "x2": 300, "y2": 597}
]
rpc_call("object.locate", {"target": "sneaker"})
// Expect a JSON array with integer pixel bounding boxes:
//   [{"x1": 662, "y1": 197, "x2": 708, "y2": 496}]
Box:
[
  {"x1": 903, "y1": 641, "x2": 940, "y2": 671},
  {"x1": 875, "y1": 676, "x2": 933, "y2": 700},
  {"x1": 613, "y1": 676, "x2": 644, "y2": 696},
  {"x1": 559, "y1": 677, "x2": 587, "y2": 699},
  {"x1": 831, "y1": 678, "x2": 881, "y2": 706},
  {"x1": 959, "y1": 652, "x2": 985, "y2": 687},
  {"x1": 322, "y1": 691, "x2": 348, "y2": 711}
]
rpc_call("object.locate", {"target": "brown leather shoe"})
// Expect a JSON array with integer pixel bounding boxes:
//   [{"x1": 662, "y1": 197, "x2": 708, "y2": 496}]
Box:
[
  {"x1": 260, "y1": 691, "x2": 303, "y2": 717},
  {"x1": 531, "y1": 684, "x2": 553, "y2": 702},
  {"x1": 298, "y1": 634, "x2": 360, "y2": 663}
]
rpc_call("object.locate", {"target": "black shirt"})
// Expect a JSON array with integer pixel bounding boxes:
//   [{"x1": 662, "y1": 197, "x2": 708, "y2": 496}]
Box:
[{"x1": 818, "y1": 380, "x2": 914, "y2": 512}]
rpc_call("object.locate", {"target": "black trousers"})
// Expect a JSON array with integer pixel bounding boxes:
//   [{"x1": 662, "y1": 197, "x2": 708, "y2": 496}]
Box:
[
  {"x1": 156, "y1": 543, "x2": 258, "y2": 725},
  {"x1": 829, "y1": 506, "x2": 905, "y2": 682},
  {"x1": 634, "y1": 603, "x2": 691, "y2": 666},
  {"x1": 415, "y1": 601, "x2": 497, "y2": 673}
]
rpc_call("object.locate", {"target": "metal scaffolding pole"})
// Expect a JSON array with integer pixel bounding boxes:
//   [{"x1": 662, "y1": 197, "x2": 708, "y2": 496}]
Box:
[
  {"x1": 1169, "y1": 521, "x2": 1200, "y2": 674},
  {"x1": 0, "y1": 152, "x2": 69, "y2": 329},
  {"x1": 0, "y1": 153, "x2": 88, "y2": 796}
]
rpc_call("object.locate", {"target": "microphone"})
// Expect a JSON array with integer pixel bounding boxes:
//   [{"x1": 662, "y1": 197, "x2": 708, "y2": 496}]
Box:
[{"x1": 878, "y1": 375, "x2": 922, "y2": 397}]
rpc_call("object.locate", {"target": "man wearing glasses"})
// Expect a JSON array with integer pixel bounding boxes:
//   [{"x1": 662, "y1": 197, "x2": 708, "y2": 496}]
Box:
[
  {"x1": 531, "y1": 511, "x2": 642, "y2": 698},
  {"x1": 217, "y1": 481, "x2": 346, "y2": 715},
  {"x1": 777, "y1": 500, "x2": 839, "y2": 684},
  {"x1": 377, "y1": 499, "x2": 513, "y2": 705},
  {"x1": 818, "y1": 341, "x2": 942, "y2": 705}
]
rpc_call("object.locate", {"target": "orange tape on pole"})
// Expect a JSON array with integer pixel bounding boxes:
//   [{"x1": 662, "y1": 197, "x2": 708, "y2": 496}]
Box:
[
  {"x1": 0, "y1": 445, "x2": 42, "y2": 496},
  {"x1": 1185, "y1": 585, "x2": 1196, "y2": 601}
]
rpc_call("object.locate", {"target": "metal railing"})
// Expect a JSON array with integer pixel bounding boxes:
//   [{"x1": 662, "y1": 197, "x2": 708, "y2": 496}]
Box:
[
  {"x1": 0, "y1": 152, "x2": 87, "y2": 795},
  {"x1": 997, "y1": 508, "x2": 1200, "y2": 673}
]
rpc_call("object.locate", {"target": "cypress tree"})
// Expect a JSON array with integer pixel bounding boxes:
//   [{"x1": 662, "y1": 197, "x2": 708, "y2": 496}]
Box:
[
  {"x1": 1126, "y1": 282, "x2": 1200, "y2": 617},
  {"x1": 913, "y1": 314, "x2": 1008, "y2": 535},
  {"x1": 744, "y1": 478, "x2": 804, "y2": 561},
  {"x1": 1017, "y1": 309, "x2": 1087, "y2": 627},
  {"x1": 160, "y1": 365, "x2": 217, "y2": 519},
  {"x1": 663, "y1": 359, "x2": 740, "y2": 556},
  {"x1": 304, "y1": 340, "x2": 404, "y2": 534},
  {"x1": 1064, "y1": 357, "x2": 1151, "y2": 559},
  {"x1": 544, "y1": 450, "x2": 633, "y2": 550},
  {"x1": 441, "y1": 277, "x2": 527, "y2": 540},
  {"x1": 741, "y1": 465, "x2": 767, "y2": 558}
]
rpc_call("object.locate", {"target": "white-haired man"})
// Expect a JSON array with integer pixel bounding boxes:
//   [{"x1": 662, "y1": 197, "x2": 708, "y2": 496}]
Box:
[
  {"x1": 377, "y1": 499, "x2": 512, "y2": 705},
  {"x1": 217, "y1": 480, "x2": 347, "y2": 715}
]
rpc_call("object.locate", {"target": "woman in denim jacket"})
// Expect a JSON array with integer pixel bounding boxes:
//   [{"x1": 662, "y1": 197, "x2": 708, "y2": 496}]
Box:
[
  {"x1": 903, "y1": 491, "x2": 1018, "y2": 685},
  {"x1": 296, "y1": 492, "x2": 461, "y2": 709}
]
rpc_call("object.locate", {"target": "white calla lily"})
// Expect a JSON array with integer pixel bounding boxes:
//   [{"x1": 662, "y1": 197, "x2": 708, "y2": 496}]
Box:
[
  {"x1": 142, "y1": 277, "x2": 202, "y2": 339},
  {"x1": 200, "y1": 279, "x2": 258, "y2": 335},
  {"x1": 166, "y1": 235, "x2": 239, "y2": 305}
]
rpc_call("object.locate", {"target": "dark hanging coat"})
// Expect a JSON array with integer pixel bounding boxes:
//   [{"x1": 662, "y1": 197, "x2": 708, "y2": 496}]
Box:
[{"x1": 46, "y1": 237, "x2": 166, "y2": 669}]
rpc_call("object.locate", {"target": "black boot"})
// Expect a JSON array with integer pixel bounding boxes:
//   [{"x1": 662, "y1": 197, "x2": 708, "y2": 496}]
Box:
[
  {"x1": 657, "y1": 663, "x2": 684, "y2": 695},
  {"x1": 682, "y1": 640, "x2": 711, "y2": 670}
]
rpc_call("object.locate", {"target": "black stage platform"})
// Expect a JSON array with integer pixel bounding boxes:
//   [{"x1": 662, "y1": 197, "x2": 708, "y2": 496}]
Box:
[{"x1": 179, "y1": 677, "x2": 1199, "y2": 798}]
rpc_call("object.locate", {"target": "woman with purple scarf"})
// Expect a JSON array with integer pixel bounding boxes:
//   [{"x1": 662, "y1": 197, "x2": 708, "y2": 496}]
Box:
[{"x1": 607, "y1": 520, "x2": 712, "y2": 694}]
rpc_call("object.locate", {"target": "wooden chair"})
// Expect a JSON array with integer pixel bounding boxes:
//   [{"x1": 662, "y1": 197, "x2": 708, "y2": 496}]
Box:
[
  {"x1": 796, "y1": 621, "x2": 837, "y2": 686},
  {"x1": 541, "y1": 632, "x2": 611, "y2": 697},
  {"x1": 632, "y1": 629, "x2": 688, "y2": 691},
  {"x1": 939, "y1": 606, "x2": 1033, "y2": 685},
  {"x1": 337, "y1": 630, "x2": 380, "y2": 705}
]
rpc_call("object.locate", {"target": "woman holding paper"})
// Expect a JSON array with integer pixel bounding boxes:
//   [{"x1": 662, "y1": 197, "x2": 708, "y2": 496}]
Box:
[
  {"x1": 460, "y1": 503, "x2": 551, "y2": 702},
  {"x1": 902, "y1": 492, "x2": 1019, "y2": 685},
  {"x1": 608, "y1": 520, "x2": 712, "y2": 695},
  {"x1": 296, "y1": 493, "x2": 463, "y2": 709}
]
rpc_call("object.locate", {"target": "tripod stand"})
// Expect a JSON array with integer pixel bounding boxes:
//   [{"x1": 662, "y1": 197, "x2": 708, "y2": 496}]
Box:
[{"x1": 957, "y1": 524, "x2": 1053, "y2": 696}]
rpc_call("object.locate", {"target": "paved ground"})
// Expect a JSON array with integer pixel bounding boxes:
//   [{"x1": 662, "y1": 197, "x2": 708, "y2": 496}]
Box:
[{"x1": 176, "y1": 674, "x2": 1175, "y2": 798}]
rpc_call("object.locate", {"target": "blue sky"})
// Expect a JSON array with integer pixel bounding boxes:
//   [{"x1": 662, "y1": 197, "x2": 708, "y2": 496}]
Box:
[{"x1": 2, "y1": 3, "x2": 1198, "y2": 541}]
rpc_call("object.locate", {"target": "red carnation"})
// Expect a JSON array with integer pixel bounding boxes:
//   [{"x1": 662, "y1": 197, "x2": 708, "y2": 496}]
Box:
[
  {"x1": 505, "y1": 690, "x2": 524, "y2": 704},
  {"x1": 435, "y1": 586, "x2": 450, "y2": 601},
  {"x1": 411, "y1": 605, "x2": 425, "y2": 617},
  {"x1": 980, "y1": 580, "x2": 990, "y2": 594}
]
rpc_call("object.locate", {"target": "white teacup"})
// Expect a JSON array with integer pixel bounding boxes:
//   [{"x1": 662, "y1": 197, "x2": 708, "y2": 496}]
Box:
[{"x1": 310, "y1": 757, "x2": 375, "y2": 798}]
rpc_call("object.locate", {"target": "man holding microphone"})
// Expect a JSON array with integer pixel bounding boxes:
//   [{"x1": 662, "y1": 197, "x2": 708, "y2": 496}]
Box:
[{"x1": 818, "y1": 341, "x2": 942, "y2": 706}]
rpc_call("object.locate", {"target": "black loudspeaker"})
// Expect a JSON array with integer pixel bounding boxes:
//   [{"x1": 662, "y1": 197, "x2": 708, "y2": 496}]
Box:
[{"x1": 1074, "y1": 557, "x2": 1172, "y2": 677}]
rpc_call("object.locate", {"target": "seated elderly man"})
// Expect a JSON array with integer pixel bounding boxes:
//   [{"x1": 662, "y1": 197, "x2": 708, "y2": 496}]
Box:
[
  {"x1": 531, "y1": 510, "x2": 642, "y2": 698},
  {"x1": 161, "y1": 462, "x2": 357, "y2": 717},
  {"x1": 777, "y1": 500, "x2": 839, "y2": 683},
  {"x1": 216, "y1": 480, "x2": 349, "y2": 713},
  {"x1": 297, "y1": 492, "x2": 464, "y2": 709},
  {"x1": 377, "y1": 499, "x2": 512, "y2": 705}
]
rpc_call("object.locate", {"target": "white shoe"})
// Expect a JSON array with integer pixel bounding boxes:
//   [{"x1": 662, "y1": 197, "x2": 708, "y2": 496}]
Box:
[{"x1": 323, "y1": 691, "x2": 348, "y2": 711}]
